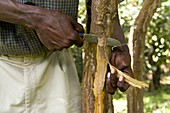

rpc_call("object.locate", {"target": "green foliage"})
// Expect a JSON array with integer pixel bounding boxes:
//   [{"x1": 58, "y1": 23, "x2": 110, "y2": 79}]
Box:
[
  {"x1": 145, "y1": 1, "x2": 170, "y2": 72},
  {"x1": 119, "y1": 0, "x2": 170, "y2": 75},
  {"x1": 118, "y1": 0, "x2": 143, "y2": 39},
  {"x1": 78, "y1": 0, "x2": 86, "y2": 29},
  {"x1": 144, "y1": 85, "x2": 170, "y2": 113},
  {"x1": 115, "y1": 1, "x2": 170, "y2": 112}
]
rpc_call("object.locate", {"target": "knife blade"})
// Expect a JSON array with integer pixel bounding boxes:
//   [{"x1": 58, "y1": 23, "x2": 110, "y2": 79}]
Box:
[{"x1": 78, "y1": 32, "x2": 123, "y2": 48}]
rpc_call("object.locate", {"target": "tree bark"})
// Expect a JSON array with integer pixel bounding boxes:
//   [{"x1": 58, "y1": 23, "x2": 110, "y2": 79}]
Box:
[
  {"x1": 127, "y1": 0, "x2": 160, "y2": 113},
  {"x1": 82, "y1": 1, "x2": 95, "y2": 113},
  {"x1": 153, "y1": 67, "x2": 161, "y2": 89},
  {"x1": 82, "y1": 0, "x2": 118, "y2": 113}
]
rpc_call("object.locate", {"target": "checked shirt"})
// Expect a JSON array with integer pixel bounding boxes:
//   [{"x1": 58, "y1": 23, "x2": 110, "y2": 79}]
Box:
[{"x1": 0, "y1": 0, "x2": 79, "y2": 55}]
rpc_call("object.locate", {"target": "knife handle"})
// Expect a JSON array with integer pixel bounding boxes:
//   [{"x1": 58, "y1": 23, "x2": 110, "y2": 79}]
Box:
[{"x1": 78, "y1": 32, "x2": 84, "y2": 38}]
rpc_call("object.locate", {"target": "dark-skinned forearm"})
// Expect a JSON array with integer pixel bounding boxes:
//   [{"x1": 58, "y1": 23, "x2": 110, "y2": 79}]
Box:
[
  {"x1": 114, "y1": 14, "x2": 126, "y2": 44},
  {"x1": 113, "y1": 14, "x2": 130, "y2": 52},
  {"x1": 0, "y1": 0, "x2": 46, "y2": 29}
]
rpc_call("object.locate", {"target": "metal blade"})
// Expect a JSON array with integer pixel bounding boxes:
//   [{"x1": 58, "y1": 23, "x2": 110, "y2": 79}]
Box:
[{"x1": 83, "y1": 34, "x2": 122, "y2": 47}]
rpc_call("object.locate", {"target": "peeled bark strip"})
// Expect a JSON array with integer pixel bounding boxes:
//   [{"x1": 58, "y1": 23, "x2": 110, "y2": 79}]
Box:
[{"x1": 127, "y1": 0, "x2": 160, "y2": 113}]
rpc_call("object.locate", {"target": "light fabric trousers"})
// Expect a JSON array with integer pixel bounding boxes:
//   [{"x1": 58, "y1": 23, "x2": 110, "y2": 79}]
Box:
[{"x1": 0, "y1": 49, "x2": 81, "y2": 113}]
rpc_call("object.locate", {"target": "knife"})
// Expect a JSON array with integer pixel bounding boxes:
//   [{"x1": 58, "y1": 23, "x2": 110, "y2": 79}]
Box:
[{"x1": 78, "y1": 32, "x2": 125, "y2": 49}]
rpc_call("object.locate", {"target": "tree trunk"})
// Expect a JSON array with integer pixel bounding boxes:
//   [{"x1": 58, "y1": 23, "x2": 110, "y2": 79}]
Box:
[
  {"x1": 82, "y1": 0, "x2": 95, "y2": 113},
  {"x1": 127, "y1": 0, "x2": 160, "y2": 113},
  {"x1": 153, "y1": 67, "x2": 161, "y2": 89},
  {"x1": 82, "y1": 0, "x2": 118, "y2": 113}
]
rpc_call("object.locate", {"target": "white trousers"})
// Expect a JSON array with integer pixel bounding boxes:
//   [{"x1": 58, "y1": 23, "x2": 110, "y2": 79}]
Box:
[{"x1": 0, "y1": 49, "x2": 81, "y2": 113}]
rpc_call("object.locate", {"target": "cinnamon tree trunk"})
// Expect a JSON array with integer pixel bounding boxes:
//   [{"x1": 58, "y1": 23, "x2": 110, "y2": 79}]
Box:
[
  {"x1": 127, "y1": 0, "x2": 160, "y2": 113},
  {"x1": 82, "y1": 0, "x2": 118, "y2": 113}
]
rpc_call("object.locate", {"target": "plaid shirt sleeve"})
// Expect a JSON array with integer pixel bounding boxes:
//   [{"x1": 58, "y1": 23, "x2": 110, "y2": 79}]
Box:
[{"x1": 0, "y1": 0, "x2": 79, "y2": 55}]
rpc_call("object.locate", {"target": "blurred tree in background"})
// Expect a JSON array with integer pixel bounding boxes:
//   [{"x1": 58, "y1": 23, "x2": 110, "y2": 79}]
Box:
[
  {"x1": 145, "y1": 0, "x2": 170, "y2": 90},
  {"x1": 115, "y1": 0, "x2": 170, "y2": 90}
]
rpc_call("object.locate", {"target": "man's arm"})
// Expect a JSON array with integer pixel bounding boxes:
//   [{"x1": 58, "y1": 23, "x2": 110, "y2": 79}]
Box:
[
  {"x1": 106, "y1": 14, "x2": 134, "y2": 94},
  {"x1": 0, "y1": 0, "x2": 42, "y2": 29},
  {"x1": 0, "y1": 0, "x2": 84, "y2": 50}
]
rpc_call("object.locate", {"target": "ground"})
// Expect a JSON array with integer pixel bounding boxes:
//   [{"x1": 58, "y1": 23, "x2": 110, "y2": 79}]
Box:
[{"x1": 113, "y1": 76, "x2": 170, "y2": 113}]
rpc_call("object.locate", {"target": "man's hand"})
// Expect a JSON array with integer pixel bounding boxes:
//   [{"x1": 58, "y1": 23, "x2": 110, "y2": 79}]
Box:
[
  {"x1": 105, "y1": 12, "x2": 134, "y2": 94},
  {"x1": 0, "y1": 1, "x2": 84, "y2": 51},
  {"x1": 106, "y1": 45, "x2": 134, "y2": 95},
  {"x1": 34, "y1": 10, "x2": 84, "y2": 51}
]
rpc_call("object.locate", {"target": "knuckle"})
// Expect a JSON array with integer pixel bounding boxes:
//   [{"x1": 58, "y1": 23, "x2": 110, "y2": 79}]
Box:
[
  {"x1": 119, "y1": 86, "x2": 129, "y2": 92},
  {"x1": 121, "y1": 60, "x2": 128, "y2": 67},
  {"x1": 69, "y1": 32, "x2": 77, "y2": 39},
  {"x1": 62, "y1": 39, "x2": 73, "y2": 48}
]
